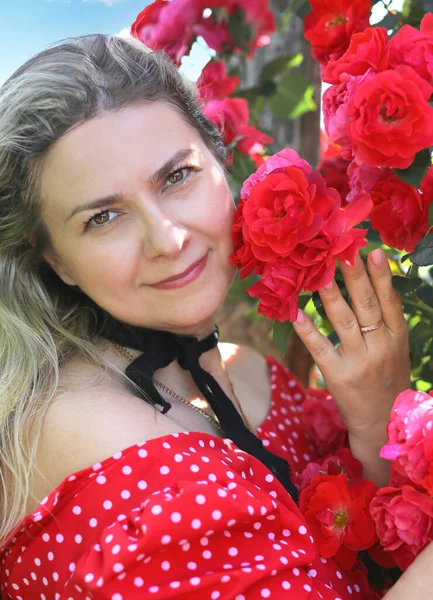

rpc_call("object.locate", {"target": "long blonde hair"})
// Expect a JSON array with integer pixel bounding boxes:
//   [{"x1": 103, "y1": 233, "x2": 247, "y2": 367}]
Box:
[{"x1": 0, "y1": 33, "x2": 226, "y2": 547}]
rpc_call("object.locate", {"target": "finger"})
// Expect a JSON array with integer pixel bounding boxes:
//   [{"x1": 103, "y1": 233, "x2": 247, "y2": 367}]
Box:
[
  {"x1": 293, "y1": 308, "x2": 341, "y2": 374},
  {"x1": 317, "y1": 278, "x2": 366, "y2": 354},
  {"x1": 339, "y1": 252, "x2": 385, "y2": 336},
  {"x1": 366, "y1": 248, "x2": 408, "y2": 336}
]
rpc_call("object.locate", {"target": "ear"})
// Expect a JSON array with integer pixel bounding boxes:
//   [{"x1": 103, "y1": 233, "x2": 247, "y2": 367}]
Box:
[{"x1": 42, "y1": 248, "x2": 78, "y2": 287}]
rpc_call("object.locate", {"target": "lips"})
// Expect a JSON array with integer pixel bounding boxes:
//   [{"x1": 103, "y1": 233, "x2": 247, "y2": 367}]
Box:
[{"x1": 148, "y1": 252, "x2": 209, "y2": 288}]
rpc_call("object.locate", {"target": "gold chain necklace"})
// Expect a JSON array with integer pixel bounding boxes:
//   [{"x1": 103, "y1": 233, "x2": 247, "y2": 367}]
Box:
[{"x1": 112, "y1": 342, "x2": 255, "y2": 435}]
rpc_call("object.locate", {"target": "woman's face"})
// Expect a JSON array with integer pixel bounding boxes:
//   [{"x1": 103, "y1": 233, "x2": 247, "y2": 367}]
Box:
[{"x1": 40, "y1": 102, "x2": 236, "y2": 336}]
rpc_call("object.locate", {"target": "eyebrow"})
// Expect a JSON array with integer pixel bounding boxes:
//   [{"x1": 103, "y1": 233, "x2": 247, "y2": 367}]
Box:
[{"x1": 64, "y1": 148, "x2": 196, "y2": 223}]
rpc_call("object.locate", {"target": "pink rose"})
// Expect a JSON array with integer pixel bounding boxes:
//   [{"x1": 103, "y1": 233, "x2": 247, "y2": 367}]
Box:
[
  {"x1": 380, "y1": 389, "x2": 433, "y2": 487},
  {"x1": 323, "y1": 69, "x2": 376, "y2": 156},
  {"x1": 388, "y1": 13, "x2": 433, "y2": 85},
  {"x1": 203, "y1": 98, "x2": 273, "y2": 165},
  {"x1": 198, "y1": 60, "x2": 240, "y2": 101},
  {"x1": 370, "y1": 485, "x2": 433, "y2": 570},
  {"x1": 302, "y1": 388, "x2": 348, "y2": 455},
  {"x1": 299, "y1": 447, "x2": 362, "y2": 490},
  {"x1": 346, "y1": 160, "x2": 392, "y2": 203}
]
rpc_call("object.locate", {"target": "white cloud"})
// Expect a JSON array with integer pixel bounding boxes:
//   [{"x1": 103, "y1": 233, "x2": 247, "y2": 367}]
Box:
[{"x1": 116, "y1": 27, "x2": 133, "y2": 39}]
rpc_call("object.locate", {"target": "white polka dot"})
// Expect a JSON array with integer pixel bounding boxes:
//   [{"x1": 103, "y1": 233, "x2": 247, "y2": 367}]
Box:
[
  {"x1": 212, "y1": 510, "x2": 222, "y2": 520},
  {"x1": 96, "y1": 476, "x2": 106, "y2": 485},
  {"x1": 75, "y1": 535, "x2": 82, "y2": 544},
  {"x1": 298, "y1": 525, "x2": 307, "y2": 535},
  {"x1": 122, "y1": 465, "x2": 132, "y2": 475},
  {"x1": 282, "y1": 581, "x2": 291, "y2": 590},
  {"x1": 134, "y1": 577, "x2": 144, "y2": 587},
  {"x1": 151, "y1": 505, "x2": 162, "y2": 515},
  {"x1": 190, "y1": 577, "x2": 201, "y2": 586},
  {"x1": 72, "y1": 506, "x2": 82, "y2": 515},
  {"x1": 56, "y1": 534, "x2": 64, "y2": 543},
  {"x1": 170, "y1": 581, "x2": 181, "y2": 589},
  {"x1": 196, "y1": 494, "x2": 206, "y2": 505},
  {"x1": 112, "y1": 594, "x2": 123, "y2": 600},
  {"x1": 89, "y1": 518, "x2": 98, "y2": 527},
  {"x1": 120, "y1": 490, "x2": 131, "y2": 499},
  {"x1": 138, "y1": 449, "x2": 148, "y2": 458},
  {"x1": 149, "y1": 586, "x2": 159, "y2": 593},
  {"x1": 113, "y1": 563, "x2": 124, "y2": 573},
  {"x1": 161, "y1": 535, "x2": 171, "y2": 545},
  {"x1": 103, "y1": 500, "x2": 113, "y2": 510},
  {"x1": 304, "y1": 584, "x2": 312, "y2": 592},
  {"x1": 161, "y1": 561, "x2": 171, "y2": 571},
  {"x1": 308, "y1": 569, "x2": 317, "y2": 577},
  {"x1": 211, "y1": 592, "x2": 220, "y2": 600},
  {"x1": 228, "y1": 547, "x2": 238, "y2": 557},
  {"x1": 191, "y1": 519, "x2": 201, "y2": 529},
  {"x1": 160, "y1": 465, "x2": 170, "y2": 475},
  {"x1": 174, "y1": 454, "x2": 183, "y2": 462},
  {"x1": 112, "y1": 544, "x2": 121, "y2": 555},
  {"x1": 84, "y1": 574, "x2": 94, "y2": 583},
  {"x1": 260, "y1": 589, "x2": 271, "y2": 598},
  {"x1": 171, "y1": 512, "x2": 182, "y2": 523}
]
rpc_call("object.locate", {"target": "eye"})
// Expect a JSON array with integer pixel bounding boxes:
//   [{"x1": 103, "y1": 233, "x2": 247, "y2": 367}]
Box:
[
  {"x1": 83, "y1": 209, "x2": 119, "y2": 230},
  {"x1": 163, "y1": 164, "x2": 198, "y2": 190}
]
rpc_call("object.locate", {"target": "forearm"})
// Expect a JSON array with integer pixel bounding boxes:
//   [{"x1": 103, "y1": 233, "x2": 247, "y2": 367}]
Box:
[
  {"x1": 349, "y1": 427, "x2": 391, "y2": 487},
  {"x1": 383, "y1": 542, "x2": 433, "y2": 599}
]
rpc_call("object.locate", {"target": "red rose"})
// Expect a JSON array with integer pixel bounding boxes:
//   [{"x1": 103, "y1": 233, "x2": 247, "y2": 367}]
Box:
[
  {"x1": 203, "y1": 98, "x2": 273, "y2": 165},
  {"x1": 230, "y1": 199, "x2": 263, "y2": 278},
  {"x1": 193, "y1": 16, "x2": 233, "y2": 54},
  {"x1": 247, "y1": 261, "x2": 305, "y2": 322},
  {"x1": 304, "y1": 0, "x2": 372, "y2": 65},
  {"x1": 347, "y1": 65, "x2": 433, "y2": 169},
  {"x1": 240, "y1": 167, "x2": 335, "y2": 263},
  {"x1": 288, "y1": 191, "x2": 372, "y2": 290},
  {"x1": 388, "y1": 13, "x2": 433, "y2": 85},
  {"x1": 197, "y1": 60, "x2": 239, "y2": 101},
  {"x1": 369, "y1": 176, "x2": 430, "y2": 252},
  {"x1": 318, "y1": 155, "x2": 351, "y2": 206},
  {"x1": 370, "y1": 485, "x2": 433, "y2": 570},
  {"x1": 323, "y1": 27, "x2": 389, "y2": 85},
  {"x1": 301, "y1": 388, "x2": 348, "y2": 455},
  {"x1": 300, "y1": 472, "x2": 378, "y2": 569}
]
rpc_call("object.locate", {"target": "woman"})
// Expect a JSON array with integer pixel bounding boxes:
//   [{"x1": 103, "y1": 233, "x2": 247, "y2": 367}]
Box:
[{"x1": 0, "y1": 33, "x2": 423, "y2": 599}]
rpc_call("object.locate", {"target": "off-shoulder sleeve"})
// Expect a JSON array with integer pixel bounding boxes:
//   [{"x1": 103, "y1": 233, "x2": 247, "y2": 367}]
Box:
[{"x1": 57, "y1": 434, "x2": 368, "y2": 600}]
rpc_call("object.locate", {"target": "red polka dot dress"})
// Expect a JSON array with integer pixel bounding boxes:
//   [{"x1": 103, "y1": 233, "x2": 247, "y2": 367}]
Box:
[{"x1": 0, "y1": 357, "x2": 373, "y2": 599}]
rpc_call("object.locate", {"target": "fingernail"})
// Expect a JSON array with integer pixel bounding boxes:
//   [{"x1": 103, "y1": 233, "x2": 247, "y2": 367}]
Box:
[
  {"x1": 296, "y1": 309, "x2": 306, "y2": 324},
  {"x1": 322, "y1": 279, "x2": 334, "y2": 291},
  {"x1": 371, "y1": 248, "x2": 384, "y2": 266}
]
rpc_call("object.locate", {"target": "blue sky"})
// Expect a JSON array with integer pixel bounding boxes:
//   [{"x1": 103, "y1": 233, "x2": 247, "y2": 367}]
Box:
[{"x1": 1, "y1": 0, "x2": 153, "y2": 86}]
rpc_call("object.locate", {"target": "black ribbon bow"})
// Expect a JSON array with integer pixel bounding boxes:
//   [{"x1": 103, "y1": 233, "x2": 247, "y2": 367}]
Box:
[{"x1": 96, "y1": 310, "x2": 299, "y2": 502}]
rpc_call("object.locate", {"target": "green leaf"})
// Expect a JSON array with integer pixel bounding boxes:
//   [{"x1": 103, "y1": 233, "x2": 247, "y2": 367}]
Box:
[
  {"x1": 268, "y1": 73, "x2": 316, "y2": 119},
  {"x1": 428, "y1": 202, "x2": 433, "y2": 228},
  {"x1": 312, "y1": 291, "x2": 327, "y2": 319},
  {"x1": 416, "y1": 285, "x2": 433, "y2": 308},
  {"x1": 227, "y1": 10, "x2": 252, "y2": 52},
  {"x1": 259, "y1": 53, "x2": 303, "y2": 84},
  {"x1": 406, "y1": 232, "x2": 433, "y2": 267},
  {"x1": 395, "y1": 148, "x2": 431, "y2": 189},
  {"x1": 230, "y1": 151, "x2": 256, "y2": 183},
  {"x1": 392, "y1": 275, "x2": 422, "y2": 295},
  {"x1": 272, "y1": 320, "x2": 294, "y2": 355}
]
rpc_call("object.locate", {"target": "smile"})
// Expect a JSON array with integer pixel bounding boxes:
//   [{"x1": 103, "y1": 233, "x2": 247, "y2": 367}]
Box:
[{"x1": 148, "y1": 251, "x2": 209, "y2": 290}]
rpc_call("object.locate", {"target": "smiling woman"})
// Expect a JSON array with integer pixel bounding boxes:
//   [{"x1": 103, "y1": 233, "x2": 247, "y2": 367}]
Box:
[{"x1": 0, "y1": 31, "x2": 419, "y2": 600}]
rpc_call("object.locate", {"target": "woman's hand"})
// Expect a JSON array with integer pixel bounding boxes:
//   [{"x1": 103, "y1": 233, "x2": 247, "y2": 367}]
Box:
[
  {"x1": 293, "y1": 249, "x2": 410, "y2": 486},
  {"x1": 384, "y1": 542, "x2": 433, "y2": 599}
]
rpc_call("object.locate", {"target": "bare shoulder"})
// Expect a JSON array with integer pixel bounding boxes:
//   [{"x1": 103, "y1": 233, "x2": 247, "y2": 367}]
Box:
[
  {"x1": 221, "y1": 342, "x2": 269, "y2": 378},
  {"x1": 30, "y1": 358, "x2": 182, "y2": 512}
]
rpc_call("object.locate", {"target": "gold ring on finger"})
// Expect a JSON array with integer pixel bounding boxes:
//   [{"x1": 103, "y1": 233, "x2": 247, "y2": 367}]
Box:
[{"x1": 360, "y1": 319, "x2": 383, "y2": 334}]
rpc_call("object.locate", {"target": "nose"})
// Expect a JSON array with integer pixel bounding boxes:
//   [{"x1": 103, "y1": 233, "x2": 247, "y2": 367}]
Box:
[{"x1": 142, "y1": 212, "x2": 191, "y2": 260}]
